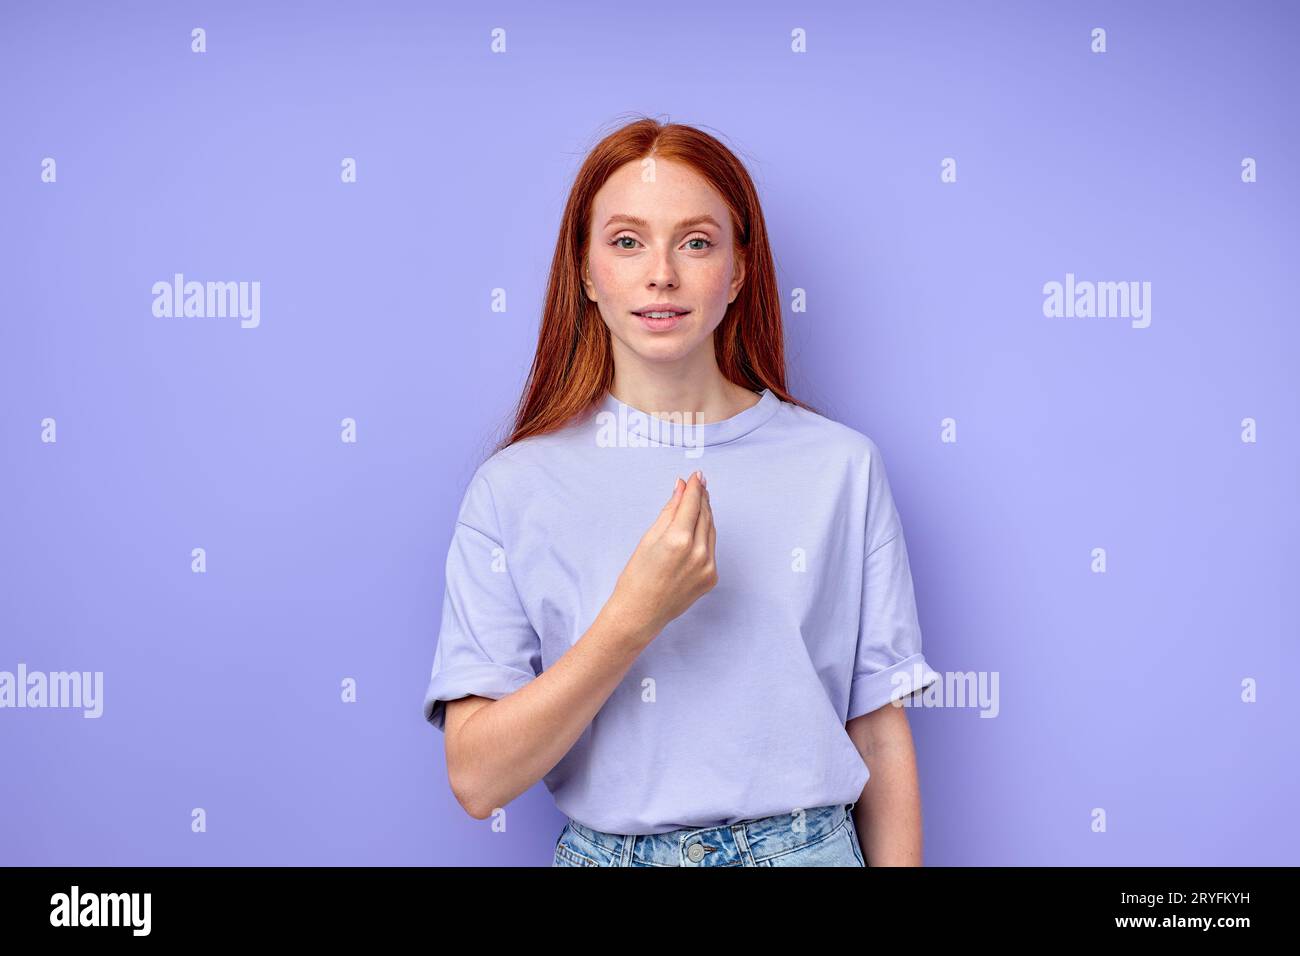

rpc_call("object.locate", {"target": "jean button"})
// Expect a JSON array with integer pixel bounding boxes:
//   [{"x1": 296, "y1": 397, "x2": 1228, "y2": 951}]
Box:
[{"x1": 686, "y1": 843, "x2": 706, "y2": 862}]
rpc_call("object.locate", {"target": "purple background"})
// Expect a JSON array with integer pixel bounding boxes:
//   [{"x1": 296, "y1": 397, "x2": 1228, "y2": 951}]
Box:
[{"x1": 2, "y1": 0, "x2": 1296, "y2": 866}]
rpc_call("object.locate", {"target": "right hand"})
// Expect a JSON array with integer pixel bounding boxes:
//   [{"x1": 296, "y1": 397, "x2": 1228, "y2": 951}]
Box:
[{"x1": 605, "y1": 471, "x2": 718, "y2": 646}]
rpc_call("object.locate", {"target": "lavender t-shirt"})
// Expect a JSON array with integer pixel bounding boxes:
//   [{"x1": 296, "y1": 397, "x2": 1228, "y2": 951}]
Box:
[{"x1": 422, "y1": 387, "x2": 939, "y2": 835}]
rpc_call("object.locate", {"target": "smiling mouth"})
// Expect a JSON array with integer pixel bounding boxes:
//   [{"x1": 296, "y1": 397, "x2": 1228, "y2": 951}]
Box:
[{"x1": 632, "y1": 310, "x2": 691, "y2": 319}]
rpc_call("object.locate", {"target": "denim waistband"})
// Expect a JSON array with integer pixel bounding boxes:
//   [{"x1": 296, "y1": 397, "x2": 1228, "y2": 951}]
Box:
[{"x1": 564, "y1": 802, "x2": 856, "y2": 867}]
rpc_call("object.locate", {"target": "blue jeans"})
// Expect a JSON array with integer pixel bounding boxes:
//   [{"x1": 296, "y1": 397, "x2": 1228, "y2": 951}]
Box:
[{"x1": 552, "y1": 802, "x2": 865, "y2": 867}]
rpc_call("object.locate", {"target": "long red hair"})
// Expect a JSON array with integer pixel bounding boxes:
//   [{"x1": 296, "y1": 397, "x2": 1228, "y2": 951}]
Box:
[{"x1": 493, "y1": 115, "x2": 819, "y2": 454}]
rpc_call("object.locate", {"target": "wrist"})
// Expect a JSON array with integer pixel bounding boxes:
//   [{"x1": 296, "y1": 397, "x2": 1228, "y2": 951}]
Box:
[{"x1": 597, "y1": 598, "x2": 661, "y2": 653}]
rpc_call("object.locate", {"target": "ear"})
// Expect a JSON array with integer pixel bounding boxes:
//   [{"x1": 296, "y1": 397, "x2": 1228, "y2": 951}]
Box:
[
  {"x1": 582, "y1": 261, "x2": 598, "y2": 302},
  {"x1": 728, "y1": 251, "x2": 746, "y2": 303}
]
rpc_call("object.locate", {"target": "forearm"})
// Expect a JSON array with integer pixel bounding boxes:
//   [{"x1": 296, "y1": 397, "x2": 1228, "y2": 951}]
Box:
[
  {"x1": 848, "y1": 705, "x2": 926, "y2": 866},
  {"x1": 449, "y1": 602, "x2": 656, "y2": 818}
]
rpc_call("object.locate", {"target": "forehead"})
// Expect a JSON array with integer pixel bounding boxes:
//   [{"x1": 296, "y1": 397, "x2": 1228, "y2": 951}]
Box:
[{"x1": 591, "y1": 158, "x2": 730, "y2": 231}]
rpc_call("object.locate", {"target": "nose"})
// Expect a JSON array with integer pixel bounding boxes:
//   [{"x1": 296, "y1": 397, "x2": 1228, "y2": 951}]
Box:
[{"x1": 647, "y1": 247, "x2": 679, "y2": 290}]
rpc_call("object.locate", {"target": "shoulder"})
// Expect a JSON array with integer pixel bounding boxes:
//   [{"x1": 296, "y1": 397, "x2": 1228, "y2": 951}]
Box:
[
  {"x1": 779, "y1": 398, "x2": 911, "y2": 550},
  {"x1": 457, "y1": 412, "x2": 589, "y2": 511},
  {"x1": 775, "y1": 394, "x2": 886, "y2": 470}
]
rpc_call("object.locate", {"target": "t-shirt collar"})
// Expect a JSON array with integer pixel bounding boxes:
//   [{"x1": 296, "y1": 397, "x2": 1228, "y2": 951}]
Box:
[{"x1": 595, "y1": 387, "x2": 779, "y2": 447}]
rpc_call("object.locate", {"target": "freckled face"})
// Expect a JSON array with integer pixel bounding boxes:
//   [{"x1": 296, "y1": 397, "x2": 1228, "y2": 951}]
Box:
[{"x1": 583, "y1": 158, "x2": 745, "y2": 363}]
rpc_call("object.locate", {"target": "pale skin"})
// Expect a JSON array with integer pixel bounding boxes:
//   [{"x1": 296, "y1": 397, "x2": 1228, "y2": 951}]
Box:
[
  {"x1": 443, "y1": 157, "x2": 925, "y2": 865},
  {"x1": 847, "y1": 701, "x2": 927, "y2": 865}
]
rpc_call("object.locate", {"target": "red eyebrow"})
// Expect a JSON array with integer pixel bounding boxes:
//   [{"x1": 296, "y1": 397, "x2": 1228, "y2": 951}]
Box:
[{"x1": 604, "y1": 214, "x2": 722, "y2": 231}]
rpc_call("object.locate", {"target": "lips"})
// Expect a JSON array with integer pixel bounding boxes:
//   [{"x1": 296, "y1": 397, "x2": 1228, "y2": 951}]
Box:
[
  {"x1": 635, "y1": 310, "x2": 687, "y2": 331},
  {"x1": 632, "y1": 302, "x2": 691, "y2": 318}
]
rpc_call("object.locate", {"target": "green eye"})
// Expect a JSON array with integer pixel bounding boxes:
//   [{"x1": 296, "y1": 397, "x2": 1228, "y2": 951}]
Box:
[{"x1": 610, "y1": 234, "x2": 715, "y2": 251}]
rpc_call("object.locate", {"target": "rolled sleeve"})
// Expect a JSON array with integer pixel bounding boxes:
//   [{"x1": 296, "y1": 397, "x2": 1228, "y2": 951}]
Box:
[
  {"x1": 423, "y1": 475, "x2": 542, "y2": 733},
  {"x1": 846, "y1": 446, "x2": 939, "y2": 722}
]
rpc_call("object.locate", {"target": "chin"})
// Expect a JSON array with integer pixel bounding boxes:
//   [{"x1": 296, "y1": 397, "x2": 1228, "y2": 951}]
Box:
[
  {"x1": 623, "y1": 333, "x2": 699, "y2": 361},
  {"x1": 632, "y1": 343, "x2": 694, "y2": 363}
]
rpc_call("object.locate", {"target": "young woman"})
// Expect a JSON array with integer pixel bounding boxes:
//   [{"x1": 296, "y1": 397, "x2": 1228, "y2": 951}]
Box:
[{"x1": 423, "y1": 117, "x2": 939, "y2": 867}]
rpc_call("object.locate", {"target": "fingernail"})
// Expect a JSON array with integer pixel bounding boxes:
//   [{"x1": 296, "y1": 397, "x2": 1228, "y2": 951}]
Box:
[{"x1": 700, "y1": 471, "x2": 707, "y2": 488}]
